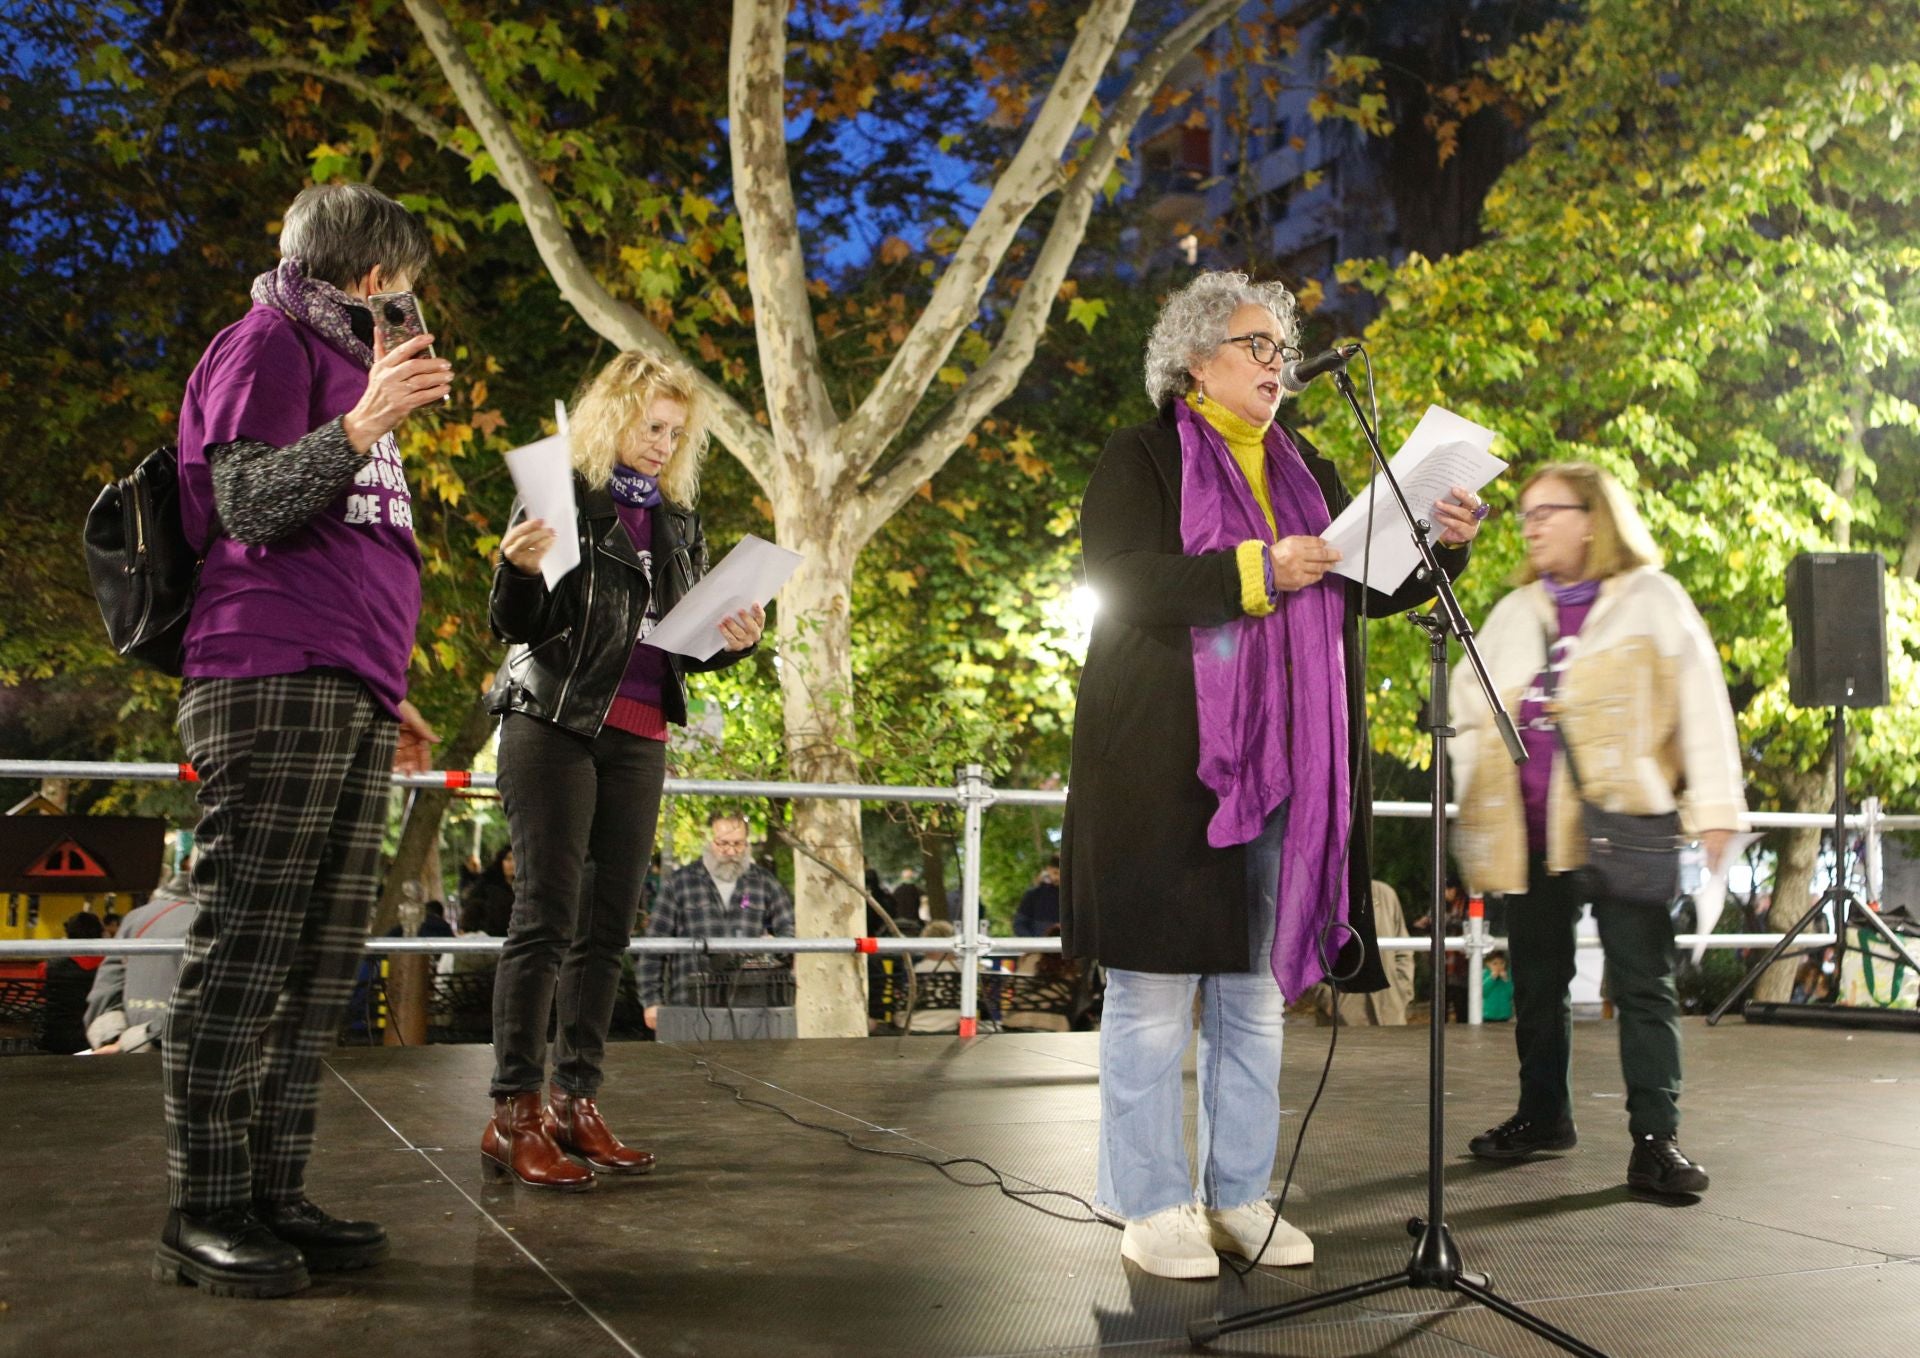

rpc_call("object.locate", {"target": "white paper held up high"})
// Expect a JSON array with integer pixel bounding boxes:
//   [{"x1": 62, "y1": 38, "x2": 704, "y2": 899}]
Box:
[
  {"x1": 646, "y1": 534, "x2": 802, "y2": 661},
  {"x1": 502, "y1": 429, "x2": 580, "y2": 588},
  {"x1": 1323, "y1": 406, "x2": 1506, "y2": 591}
]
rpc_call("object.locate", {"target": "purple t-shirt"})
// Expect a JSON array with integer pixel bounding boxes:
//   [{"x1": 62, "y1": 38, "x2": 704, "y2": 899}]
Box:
[
  {"x1": 1515, "y1": 596, "x2": 1596, "y2": 850},
  {"x1": 176, "y1": 306, "x2": 422, "y2": 716},
  {"x1": 614, "y1": 502, "x2": 670, "y2": 707}
]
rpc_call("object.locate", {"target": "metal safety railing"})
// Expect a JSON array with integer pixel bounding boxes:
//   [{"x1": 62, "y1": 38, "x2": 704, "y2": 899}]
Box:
[{"x1": 2, "y1": 759, "x2": 1911, "y2": 1030}]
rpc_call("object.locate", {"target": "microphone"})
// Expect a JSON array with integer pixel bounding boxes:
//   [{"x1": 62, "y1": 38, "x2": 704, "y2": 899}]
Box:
[{"x1": 1279, "y1": 342, "x2": 1361, "y2": 394}]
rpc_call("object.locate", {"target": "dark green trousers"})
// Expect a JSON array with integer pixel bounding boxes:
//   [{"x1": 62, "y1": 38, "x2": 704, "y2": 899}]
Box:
[{"x1": 1504, "y1": 855, "x2": 1683, "y2": 1140}]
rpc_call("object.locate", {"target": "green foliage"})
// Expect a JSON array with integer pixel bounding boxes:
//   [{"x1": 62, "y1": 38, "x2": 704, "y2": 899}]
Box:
[{"x1": 1315, "y1": 0, "x2": 1920, "y2": 806}]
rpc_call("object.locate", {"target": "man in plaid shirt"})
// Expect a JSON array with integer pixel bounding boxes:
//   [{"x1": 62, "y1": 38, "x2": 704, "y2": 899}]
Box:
[{"x1": 640, "y1": 813, "x2": 795, "y2": 1028}]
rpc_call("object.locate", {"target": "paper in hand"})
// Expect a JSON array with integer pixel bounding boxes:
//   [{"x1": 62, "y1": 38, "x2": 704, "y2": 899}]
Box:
[
  {"x1": 1689, "y1": 831, "x2": 1763, "y2": 962},
  {"x1": 646, "y1": 534, "x2": 802, "y2": 661},
  {"x1": 1323, "y1": 406, "x2": 1506, "y2": 591},
  {"x1": 501, "y1": 407, "x2": 580, "y2": 588}
]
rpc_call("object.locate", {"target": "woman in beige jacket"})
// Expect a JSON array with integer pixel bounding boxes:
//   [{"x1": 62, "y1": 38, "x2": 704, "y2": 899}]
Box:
[{"x1": 1450, "y1": 462, "x2": 1745, "y2": 1198}]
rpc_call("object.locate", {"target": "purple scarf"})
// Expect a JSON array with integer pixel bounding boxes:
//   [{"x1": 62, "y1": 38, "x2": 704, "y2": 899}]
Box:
[
  {"x1": 1542, "y1": 574, "x2": 1601, "y2": 607},
  {"x1": 250, "y1": 257, "x2": 373, "y2": 368},
  {"x1": 609, "y1": 464, "x2": 663, "y2": 508},
  {"x1": 1176, "y1": 401, "x2": 1351, "y2": 998}
]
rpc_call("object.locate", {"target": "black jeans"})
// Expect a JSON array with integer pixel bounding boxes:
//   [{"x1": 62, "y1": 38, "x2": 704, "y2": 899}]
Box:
[
  {"x1": 1505, "y1": 855, "x2": 1684, "y2": 1140},
  {"x1": 491, "y1": 713, "x2": 665, "y2": 1098}
]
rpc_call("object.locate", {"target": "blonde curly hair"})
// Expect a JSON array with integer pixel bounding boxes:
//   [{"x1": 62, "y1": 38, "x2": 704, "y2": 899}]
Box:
[{"x1": 568, "y1": 352, "x2": 709, "y2": 506}]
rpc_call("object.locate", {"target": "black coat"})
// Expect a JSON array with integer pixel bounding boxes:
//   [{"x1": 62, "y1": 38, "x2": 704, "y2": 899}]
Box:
[
  {"x1": 488, "y1": 479, "x2": 751, "y2": 738},
  {"x1": 1060, "y1": 405, "x2": 1470, "y2": 987}
]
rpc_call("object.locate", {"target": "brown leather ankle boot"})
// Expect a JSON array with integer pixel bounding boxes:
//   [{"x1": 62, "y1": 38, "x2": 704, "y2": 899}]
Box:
[
  {"x1": 481, "y1": 1092, "x2": 595, "y2": 1191},
  {"x1": 543, "y1": 1085, "x2": 657, "y2": 1175}
]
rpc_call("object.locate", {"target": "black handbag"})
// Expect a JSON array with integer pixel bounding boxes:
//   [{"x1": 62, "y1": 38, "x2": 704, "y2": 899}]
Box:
[
  {"x1": 82, "y1": 444, "x2": 204, "y2": 676},
  {"x1": 1537, "y1": 621, "x2": 1682, "y2": 906},
  {"x1": 1552, "y1": 724, "x2": 1683, "y2": 906}
]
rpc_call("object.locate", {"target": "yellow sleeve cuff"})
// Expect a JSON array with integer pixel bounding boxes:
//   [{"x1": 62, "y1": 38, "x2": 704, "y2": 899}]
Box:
[{"x1": 1236, "y1": 540, "x2": 1275, "y2": 617}]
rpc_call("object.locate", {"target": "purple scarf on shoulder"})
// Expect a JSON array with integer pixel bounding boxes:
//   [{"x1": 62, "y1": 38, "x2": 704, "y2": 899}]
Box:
[
  {"x1": 250, "y1": 257, "x2": 373, "y2": 368},
  {"x1": 1176, "y1": 400, "x2": 1351, "y2": 998}
]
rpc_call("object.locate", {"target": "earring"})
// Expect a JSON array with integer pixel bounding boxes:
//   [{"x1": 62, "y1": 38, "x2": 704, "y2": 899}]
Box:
[{"x1": 1193, "y1": 385, "x2": 1206, "y2": 406}]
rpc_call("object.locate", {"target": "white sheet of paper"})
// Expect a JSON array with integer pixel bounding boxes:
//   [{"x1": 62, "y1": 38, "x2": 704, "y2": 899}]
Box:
[
  {"x1": 1689, "y1": 831, "x2": 1764, "y2": 962},
  {"x1": 1323, "y1": 406, "x2": 1507, "y2": 590},
  {"x1": 502, "y1": 431, "x2": 580, "y2": 588},
  {"x1": 646, "y1": 534, "x2": 802, "y2": 661}
]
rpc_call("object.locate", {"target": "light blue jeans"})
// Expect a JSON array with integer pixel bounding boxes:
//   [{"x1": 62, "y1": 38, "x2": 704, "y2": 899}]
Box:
[{"x1": 1096, "y1": 801, "x2": 1289, "y2": 1221}]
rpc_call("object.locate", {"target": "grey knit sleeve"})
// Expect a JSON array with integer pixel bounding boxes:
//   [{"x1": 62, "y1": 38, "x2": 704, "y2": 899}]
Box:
[{"x1": 205, "y1": 416, "x2": 367, "y2": 546}]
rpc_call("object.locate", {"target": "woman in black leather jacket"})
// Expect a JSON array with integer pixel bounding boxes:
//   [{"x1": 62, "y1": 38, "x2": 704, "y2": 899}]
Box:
[{"x1": 480, "y1": 352, "x2": 762, "y2": 1191}]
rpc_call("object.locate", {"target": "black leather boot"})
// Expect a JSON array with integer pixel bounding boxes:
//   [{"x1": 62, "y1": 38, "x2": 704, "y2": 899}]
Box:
[
  {"x1": 153, "y1": 1207, "x2": 310, "y2": 1299},
  {"x1": 254, "y1": 1197, "x2": 390, "y2": 1271}
]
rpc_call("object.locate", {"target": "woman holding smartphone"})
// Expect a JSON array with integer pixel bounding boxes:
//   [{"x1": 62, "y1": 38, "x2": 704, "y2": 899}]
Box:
[{"x1": 481, "y1": 352, "x2": 763, "y2": 1190}]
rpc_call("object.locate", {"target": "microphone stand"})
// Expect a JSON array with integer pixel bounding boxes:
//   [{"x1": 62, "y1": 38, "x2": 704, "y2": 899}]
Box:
[{"x1": 1191, "y1": 361, "x2": 1605, "y2": 1357}]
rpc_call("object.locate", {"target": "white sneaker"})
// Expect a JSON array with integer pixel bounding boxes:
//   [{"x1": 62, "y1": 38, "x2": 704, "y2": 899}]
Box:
[
  {"x1": 1206, "y1": 1200, "x2": 1313, "y2": 1267},
  {"x1": 1119, "y1": 1203, "x2": 1220, "y2": 1279}
]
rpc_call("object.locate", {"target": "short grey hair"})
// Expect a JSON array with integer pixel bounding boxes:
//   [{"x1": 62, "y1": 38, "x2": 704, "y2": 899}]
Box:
[
  {"x1": 1142, "y1": 271, "x2": 1301, "y2": 408},
  {"x1": 278, "y1": 183, "x2": 433, "y2": 289}
]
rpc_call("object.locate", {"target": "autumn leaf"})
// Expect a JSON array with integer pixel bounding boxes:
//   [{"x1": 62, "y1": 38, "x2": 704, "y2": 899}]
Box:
[{"x1": 878, "y1": 236, "x2": 912, "y2": 265}]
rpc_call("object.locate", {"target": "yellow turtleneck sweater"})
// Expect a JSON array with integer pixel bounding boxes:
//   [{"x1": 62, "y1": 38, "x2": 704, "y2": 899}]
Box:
[{"x1": 1187, "y1": 394, "x2": 1279, "y2": 617}]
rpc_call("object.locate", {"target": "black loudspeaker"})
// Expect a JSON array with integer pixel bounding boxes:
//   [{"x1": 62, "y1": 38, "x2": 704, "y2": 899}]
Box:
[{"x1": 1785, "y1": 551, "x2": 1889, "y2": 708}]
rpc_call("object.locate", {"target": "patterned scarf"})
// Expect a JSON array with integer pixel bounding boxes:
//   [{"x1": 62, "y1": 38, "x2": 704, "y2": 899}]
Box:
[
  {"x1": 249, "y1": 257, "x2": 373, "y2": 368},
  {"x1": 1176, "y1": 399, "x2": 1351, "y2": 999},
  {"x1": 609, "y1": 464, "x2": 663, "y2": 508}
]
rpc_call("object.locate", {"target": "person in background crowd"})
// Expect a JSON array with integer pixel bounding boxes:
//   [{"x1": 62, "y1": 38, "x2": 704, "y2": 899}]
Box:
[
  {"x1": 35, "y1": 912, "x2": 105, "y2": 1054},
  {"x1": 1412, "y1": 878, "x2": 1470, "y2": 1023},
  {"x1": 1482, "y1": 952, "x2": 1515, "y2": 1023},
  {"x1": 157, "y1": 182, "x2": 445, "y2": 1298},
  {"x1": 86, "y1": 870, "x2": 199, "y2": 1053},
  {"x1": 1451, "y1": 462, "x2": 1745, "y2": 1198},
  {"x1": 101, "y1": 911, "x2": 123, "y2": 939},
  {"x1": 1315, "y1": 880, "x2": 1416, "y2": 1026},
  {"x1": 1014, "y1": 857, "x2": 1062, "y2": 937},
  {"x1": 639, "y1": 812, "x2": 794, "y2": 1028},
  {"x1": 483, "y1": 353, "x2": 761, "y2": 1191},
  {"x1": 459, "y1": 846, "x2": 517, "y2": 937},
  {"x1": 1061, "y1": 270, "x2": 1482, "y2": 1279},
  {"x1": 892, "y1": 877, "x2": 927, "y2": 934}
]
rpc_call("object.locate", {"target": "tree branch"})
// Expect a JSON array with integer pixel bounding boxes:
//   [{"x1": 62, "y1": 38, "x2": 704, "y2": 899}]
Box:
[
  {"x1": 832, "y1": 0, "x2": 1141, "y2": 468},
  {"x1": 730, "y1": 0, "x2": 838, "y2": 489},
  {"x1": 855, "y1": 0, "x2": 1240, "y2": 534},
  {"x1": 159, "y1": 57, "x2": 471, "y2": 156},
  {"x1": 400, "y1": 0, "x2": 779, "y2": 492}
]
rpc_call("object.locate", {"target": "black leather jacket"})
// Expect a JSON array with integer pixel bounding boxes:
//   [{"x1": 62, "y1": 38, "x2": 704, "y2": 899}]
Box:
[{"x1": 487, "y1": 480, "x2": 751, "y2": 737}]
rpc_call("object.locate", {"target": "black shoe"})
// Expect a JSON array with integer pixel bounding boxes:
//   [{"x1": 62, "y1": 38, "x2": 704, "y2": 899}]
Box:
[
  {"x1": 1467, "y1": 1112, "x2": 1579, "y2": 1161},
  {"x1": 254, "y1": 1197, "x2": 390, "y2": 1272},
  {"x1": 153, "y1": 1207, "x2": 310, "y2": 1299},
  {"x1": 1627, "y1": 1135, "x2": 1710, "y2": 1196}
]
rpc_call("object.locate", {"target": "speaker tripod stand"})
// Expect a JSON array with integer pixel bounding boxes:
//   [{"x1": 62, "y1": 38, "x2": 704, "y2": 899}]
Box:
[
  {"x1": 1189, "y1": 363, "x2": 1606, "y2": 1357},
  {"x1": 1708, "y1": 704, "x2": 1920, "y2": 1024}
]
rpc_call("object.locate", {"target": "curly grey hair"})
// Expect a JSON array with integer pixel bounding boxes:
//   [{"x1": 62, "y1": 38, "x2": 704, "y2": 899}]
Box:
[{"x1": 1142, "y1": 271, "x2": 1301, "y2": 408}]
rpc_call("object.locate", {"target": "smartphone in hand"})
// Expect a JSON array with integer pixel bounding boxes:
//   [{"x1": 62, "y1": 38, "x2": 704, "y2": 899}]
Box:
[{"x1": 368, "y1": 290, "x2": 449, "y2": 403}]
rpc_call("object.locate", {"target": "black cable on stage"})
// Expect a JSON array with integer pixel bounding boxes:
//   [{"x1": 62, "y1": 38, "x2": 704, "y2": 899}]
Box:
[{"x1": 682, "y1": 1044, "x2": 1118, "y2": 1228}]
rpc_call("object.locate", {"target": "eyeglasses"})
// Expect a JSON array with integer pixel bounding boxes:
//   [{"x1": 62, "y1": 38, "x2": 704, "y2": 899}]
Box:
[
  {"x1": 1516, "y1": 502, "x2": 1589, "y2": 526},
  {"x1": 639, "y1": 420, "x2": 685, "y2": 449},
  {"x1": 1223, "y1": 334, "x2": 1303, "y2": 366}
]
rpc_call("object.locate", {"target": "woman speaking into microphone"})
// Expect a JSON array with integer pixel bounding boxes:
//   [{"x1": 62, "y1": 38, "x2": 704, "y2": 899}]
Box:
[{"x1": 1061, "y1": 271, "x2": 1485, "y2": 1279}]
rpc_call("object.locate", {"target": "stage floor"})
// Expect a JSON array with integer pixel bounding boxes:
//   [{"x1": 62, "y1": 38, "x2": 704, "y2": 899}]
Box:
[{"x1": 2, "y1": 1020, "x2": 1916, "y2": 1357}]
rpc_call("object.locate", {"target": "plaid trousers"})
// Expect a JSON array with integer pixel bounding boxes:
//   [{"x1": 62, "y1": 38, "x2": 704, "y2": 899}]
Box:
[{"x1": 164, "y1": 671, "x2": 397, "y2": 1214}]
